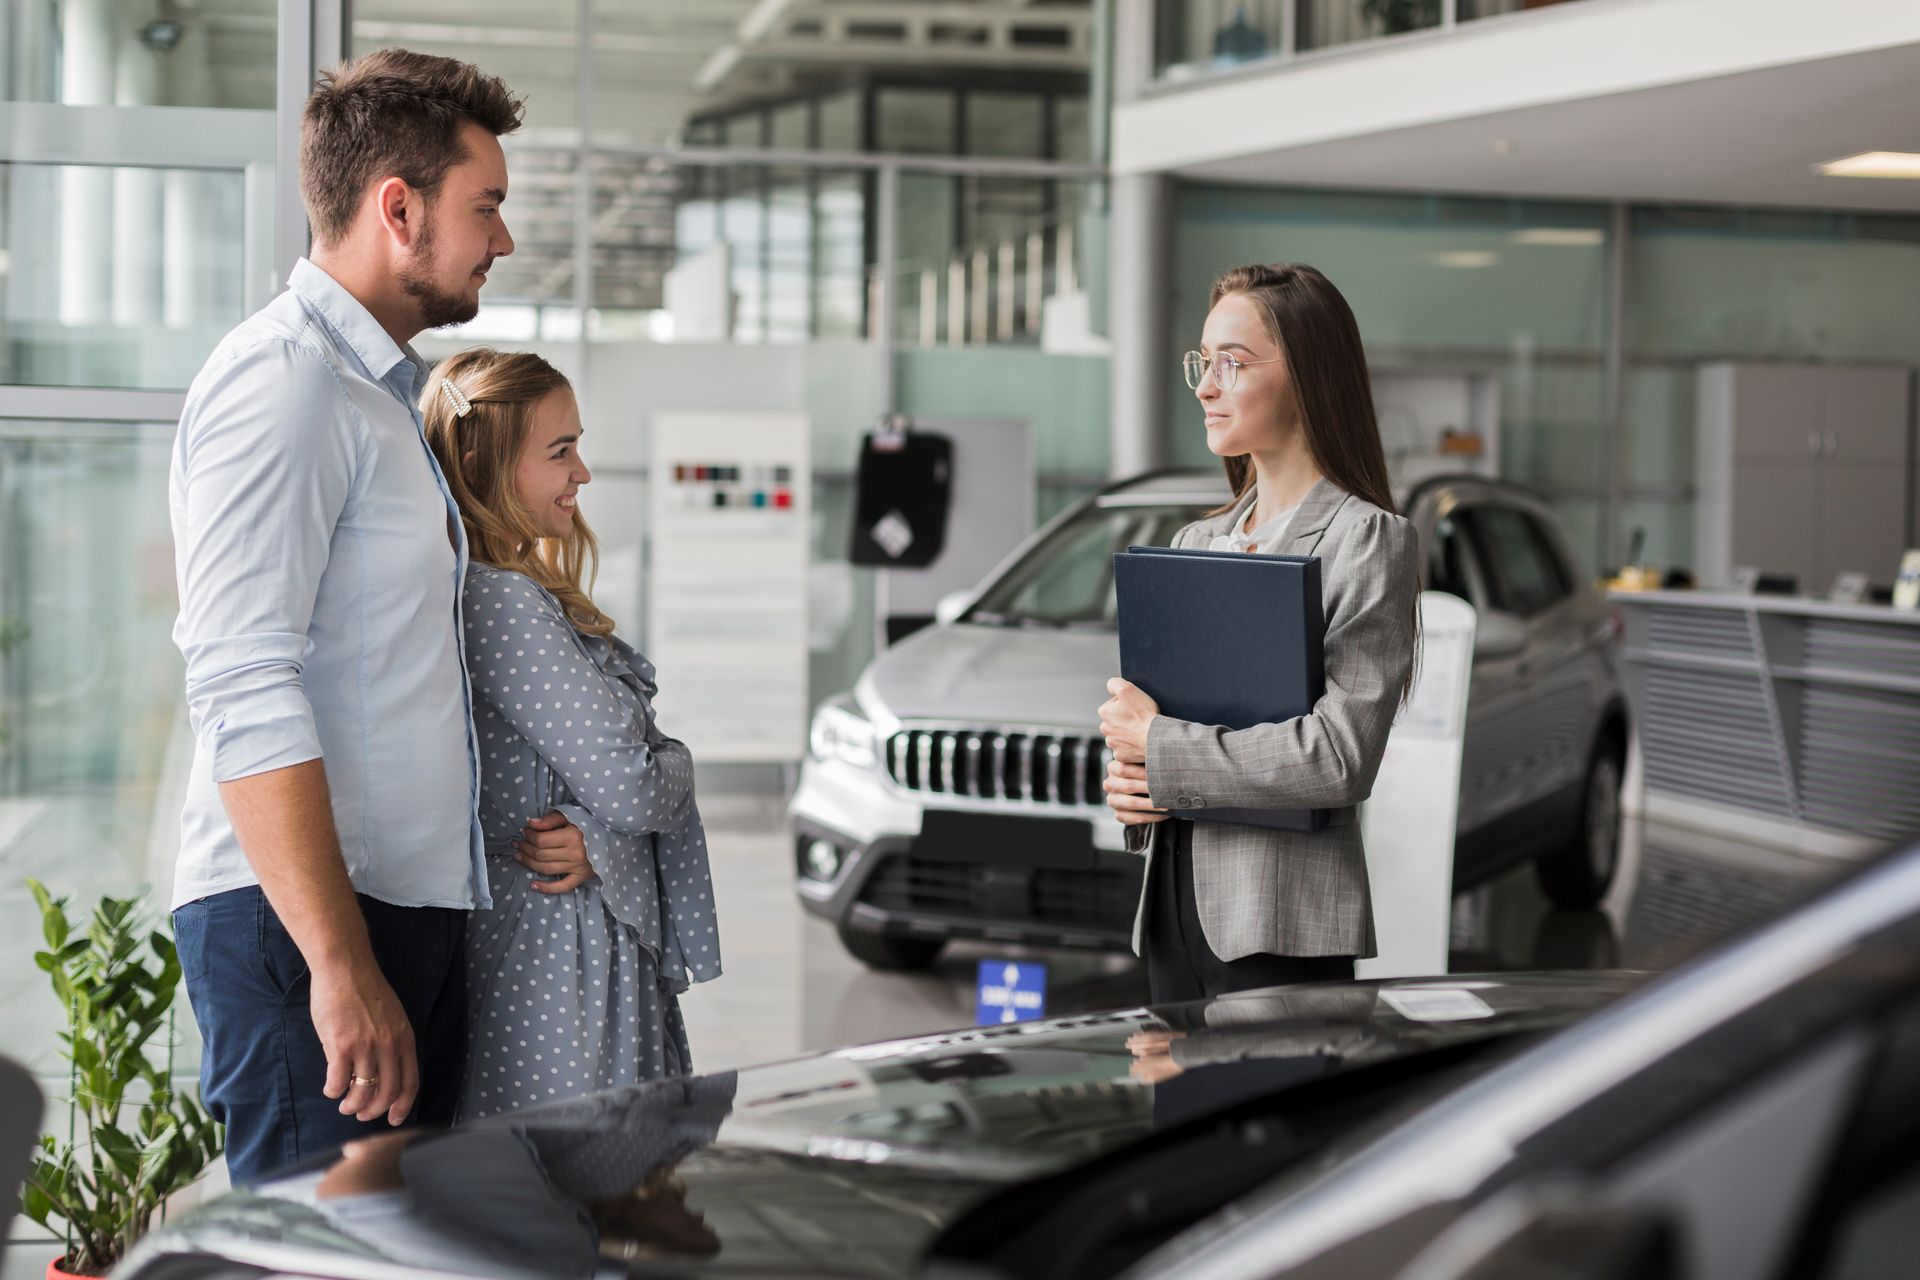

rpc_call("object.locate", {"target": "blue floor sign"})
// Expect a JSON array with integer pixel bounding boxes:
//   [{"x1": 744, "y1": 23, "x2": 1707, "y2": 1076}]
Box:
[{"x1": 976, "y1": 959, "x2": 1047, "y2": 1025}]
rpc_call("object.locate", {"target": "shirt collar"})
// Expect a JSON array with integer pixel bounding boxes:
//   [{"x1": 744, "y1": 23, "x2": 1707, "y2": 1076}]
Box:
[{"x1": 288, "y1": 258, "x2": 424, "y2": 386}]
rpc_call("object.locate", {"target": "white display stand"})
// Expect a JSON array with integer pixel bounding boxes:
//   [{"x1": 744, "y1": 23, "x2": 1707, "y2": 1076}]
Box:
[
  {"x1": 647, "y1": 410, "x2": 810, "y2": 763},
  {"x1": 1357, "y1": 591, "x2": 1477, "y2": 980}
]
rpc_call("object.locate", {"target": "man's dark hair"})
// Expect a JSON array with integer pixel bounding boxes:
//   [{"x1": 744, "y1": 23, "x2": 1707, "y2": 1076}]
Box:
[{"x1": 299, "y1": 48, "x2": 523, "y2": 247}]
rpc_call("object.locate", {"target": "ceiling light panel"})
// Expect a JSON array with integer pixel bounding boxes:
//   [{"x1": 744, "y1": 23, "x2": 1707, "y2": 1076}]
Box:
[{"x1": 1816, "y1": 151, "x2": 1920, "y2": 180}]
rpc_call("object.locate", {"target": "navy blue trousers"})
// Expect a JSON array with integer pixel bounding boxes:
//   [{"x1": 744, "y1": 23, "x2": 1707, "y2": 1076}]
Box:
[{"x1": 173, "y1": 886, "x2": 466, "y2": 1185}]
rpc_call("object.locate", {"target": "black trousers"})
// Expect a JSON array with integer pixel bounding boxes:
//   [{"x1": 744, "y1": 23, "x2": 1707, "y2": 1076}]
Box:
[
  {"x1": 1144, "y1": 819, "x2": 1355, "y2": 1005},
  {"x1": 174, "y1": 886, "x2": 467, "y2": 1185}
]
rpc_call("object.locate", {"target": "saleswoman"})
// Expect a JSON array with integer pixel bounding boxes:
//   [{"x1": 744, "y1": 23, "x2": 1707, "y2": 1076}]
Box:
[{"x1": 1100, "y1": 262, "x2": 1420, "y2": 1003}]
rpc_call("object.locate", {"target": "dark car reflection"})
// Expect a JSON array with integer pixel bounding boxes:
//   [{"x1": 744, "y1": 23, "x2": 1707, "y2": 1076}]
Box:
[{"x1": 121, "y1": 974, "x2": 1640, "y2": 1280}]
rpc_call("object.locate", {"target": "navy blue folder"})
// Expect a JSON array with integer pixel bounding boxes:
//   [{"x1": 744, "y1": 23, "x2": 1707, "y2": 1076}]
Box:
[{"x1": 1113, "y1": 545, "x2": 1329, "y2": 833}]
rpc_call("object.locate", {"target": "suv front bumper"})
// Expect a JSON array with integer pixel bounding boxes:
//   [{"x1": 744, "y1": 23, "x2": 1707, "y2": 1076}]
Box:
[{"x1": 790, "y1": 758, "x2": 1143, "y2": 953}]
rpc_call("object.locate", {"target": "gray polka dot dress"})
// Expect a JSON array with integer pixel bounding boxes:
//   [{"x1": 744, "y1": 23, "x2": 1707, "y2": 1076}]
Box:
[{"x1": 457, "y1": 565, "x2": 722, "y2": 1121}]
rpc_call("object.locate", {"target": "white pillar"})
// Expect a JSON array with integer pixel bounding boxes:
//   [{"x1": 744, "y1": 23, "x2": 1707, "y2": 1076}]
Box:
[
  {"x1": 59, "y1": 0, "x2": 116, "y2": 328},
  {"x1": 1106, "y1": 172, "x2": 1173, "y2": 478},
  {"x1": 113, "y1": 2, "x2": 165, "y2": 328}
]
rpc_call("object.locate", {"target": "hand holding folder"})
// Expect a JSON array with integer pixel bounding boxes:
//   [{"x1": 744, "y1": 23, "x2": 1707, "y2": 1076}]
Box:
[{"x1": 1112, "y1": 546, "x2": 1330, "y2": 833}]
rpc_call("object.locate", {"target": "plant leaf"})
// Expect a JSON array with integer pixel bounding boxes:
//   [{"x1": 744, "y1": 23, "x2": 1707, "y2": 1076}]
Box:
[
  {"x1": 136, "y1": 1123, "x2": 178, "y2": 1190},
  {"x1": 93, "y1": 1124, "x2": 137, "y2": 1176},
  {"x1": 21, "y1": 1172, "x2": 52, "y2": 1227}
]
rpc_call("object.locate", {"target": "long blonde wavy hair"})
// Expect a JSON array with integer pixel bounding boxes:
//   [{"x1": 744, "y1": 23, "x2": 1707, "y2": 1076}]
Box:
[{"x1": 422, "y1": 347, "x2": 614, "y2": 639}]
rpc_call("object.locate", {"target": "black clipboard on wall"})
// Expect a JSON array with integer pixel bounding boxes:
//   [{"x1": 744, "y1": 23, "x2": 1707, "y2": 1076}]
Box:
[{"x1": 1112, "y1": 545, "x2": 1329, "y2": 833}]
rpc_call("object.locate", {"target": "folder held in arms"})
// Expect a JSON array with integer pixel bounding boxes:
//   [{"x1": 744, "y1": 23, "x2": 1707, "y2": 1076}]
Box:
[{"x1": 1113, "y1": 546, "x2": 1329, "y2": 833}]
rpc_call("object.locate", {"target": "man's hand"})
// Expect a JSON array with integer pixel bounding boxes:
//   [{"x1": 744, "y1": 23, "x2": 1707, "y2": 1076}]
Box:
[
  {"x1": 311, "y1": 960, "x2": 419, "y2": 1125},
  {"x1": 219, "y1": 759, "x2": 419, "y2": 1127},
  {"x1": 1099, "y1": 677, "x2": 1158, "y2": 765},
  {"x1": 1104, "y1": 758, "x2": 1169, "y2": 827},
  {"x1": 516, "y1": 812, "x2": 595, "y2": 894}
]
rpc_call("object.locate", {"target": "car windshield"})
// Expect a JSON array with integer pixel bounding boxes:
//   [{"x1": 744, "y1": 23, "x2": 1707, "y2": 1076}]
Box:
[{"x1": 969, "y1": 500, "x2": 1217, "y2": 628}]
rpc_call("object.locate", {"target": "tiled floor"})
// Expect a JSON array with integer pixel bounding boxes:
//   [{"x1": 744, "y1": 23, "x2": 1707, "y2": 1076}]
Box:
[{"x1": 0, "y1": 769, "x2": 1853, "y2": 1276}]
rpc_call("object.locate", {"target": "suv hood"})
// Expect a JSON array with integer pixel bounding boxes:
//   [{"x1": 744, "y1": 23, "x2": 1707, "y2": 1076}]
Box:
[
  {"x1": 860, "y1": 622, "x2": 1119, "y2": 729},
  {"x1": 124, "y1": 973, "x2": 1641, "y2": 1280}
]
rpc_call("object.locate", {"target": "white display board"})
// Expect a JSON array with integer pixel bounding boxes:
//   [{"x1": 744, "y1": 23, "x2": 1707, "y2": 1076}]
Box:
[
  {"x1": 647, "y1": 410, "x2": 810, "y2": 763},
  {"x1": 1357, "y1": 591, "x2": 1477, "y2": 980}
]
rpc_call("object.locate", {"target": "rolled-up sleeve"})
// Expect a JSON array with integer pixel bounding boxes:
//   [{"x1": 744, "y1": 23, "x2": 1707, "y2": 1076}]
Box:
[{"x1": 172, "y1": 341, "x2": 360, "y2": 782}]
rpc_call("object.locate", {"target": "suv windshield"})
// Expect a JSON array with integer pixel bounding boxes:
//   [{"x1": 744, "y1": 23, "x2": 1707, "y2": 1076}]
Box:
[{"x1": 969, "y1": 501, "x2": 1216, "y2": 627}]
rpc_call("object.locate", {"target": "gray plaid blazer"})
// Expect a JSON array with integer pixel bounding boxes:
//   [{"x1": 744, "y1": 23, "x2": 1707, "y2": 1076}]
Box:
[{"x1": 1126, "y1": 478, "x2": 1419, "y2": 961}]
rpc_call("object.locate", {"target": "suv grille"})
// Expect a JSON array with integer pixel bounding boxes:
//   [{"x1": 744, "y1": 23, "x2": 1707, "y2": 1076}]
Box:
[{"x1": 884, "y1": 728, "x2": 1112, "y2": 808}]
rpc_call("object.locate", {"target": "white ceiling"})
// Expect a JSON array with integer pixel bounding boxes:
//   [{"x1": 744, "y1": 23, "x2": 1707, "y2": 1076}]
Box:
[{"x1": 1176, "y1": 42, "x2": 1920, "y2": 214}]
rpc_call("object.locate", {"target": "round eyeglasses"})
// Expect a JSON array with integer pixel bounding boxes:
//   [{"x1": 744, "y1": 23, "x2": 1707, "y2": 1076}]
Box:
[{"x1": 1182, "y1": 349, "x2": 1285, "y2": 392}]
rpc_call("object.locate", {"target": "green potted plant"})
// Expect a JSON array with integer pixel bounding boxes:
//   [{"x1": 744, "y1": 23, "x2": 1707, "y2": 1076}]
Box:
[{"x1": 20, "y1": 881, "x2": 223, "y2": 1278}]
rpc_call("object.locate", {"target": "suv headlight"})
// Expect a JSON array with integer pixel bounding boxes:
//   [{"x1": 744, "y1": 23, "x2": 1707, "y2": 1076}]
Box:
[{"x1": 809, "y1": 697, "x2": 878, "y2": 771}]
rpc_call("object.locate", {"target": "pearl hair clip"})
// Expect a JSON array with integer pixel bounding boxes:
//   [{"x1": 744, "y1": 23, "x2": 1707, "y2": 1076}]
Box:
[{"x1": 439, "y1": 378, "x2": 473, "y2": 418}]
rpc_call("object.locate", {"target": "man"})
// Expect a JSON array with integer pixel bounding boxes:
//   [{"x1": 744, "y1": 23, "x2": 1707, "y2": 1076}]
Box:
[{"x1": 169, "y1": 48, "x2": 520, "y2": 1183}]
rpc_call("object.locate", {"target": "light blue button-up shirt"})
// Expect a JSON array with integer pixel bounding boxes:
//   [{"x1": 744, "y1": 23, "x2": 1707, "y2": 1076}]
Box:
[{"x1": 168, "y1": 258, "x2": 489, "y2": 912}]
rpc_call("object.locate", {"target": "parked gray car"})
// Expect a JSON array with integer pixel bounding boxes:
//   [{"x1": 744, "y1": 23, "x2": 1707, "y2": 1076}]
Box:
[{"x1": 792, "y1": 470, "x2": 1628, "y2": 970}]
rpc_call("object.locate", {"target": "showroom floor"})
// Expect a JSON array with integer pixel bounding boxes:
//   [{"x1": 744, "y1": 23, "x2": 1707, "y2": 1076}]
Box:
[{"x1": 0, "y1": 766, "x2": 1852, "y2": 1273}]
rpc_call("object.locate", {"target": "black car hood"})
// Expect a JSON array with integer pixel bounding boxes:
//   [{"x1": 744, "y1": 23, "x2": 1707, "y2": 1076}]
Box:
[{"x1": 124, "y1": 974, "x2": 1640, "y2": 1280}]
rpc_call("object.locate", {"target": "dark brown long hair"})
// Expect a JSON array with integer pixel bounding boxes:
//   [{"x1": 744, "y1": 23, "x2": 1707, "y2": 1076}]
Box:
[
  {"x1": 1206, "y1": 262, "x2": 1397, "y2": 519},
  {"x1": 1207, "y1": 262, "x2": 1417, "y2": 698}
]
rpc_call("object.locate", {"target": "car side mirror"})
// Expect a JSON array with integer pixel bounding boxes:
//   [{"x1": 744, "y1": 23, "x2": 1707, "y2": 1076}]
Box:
[
  {"x1": 1397, "y1": 1183, "x2": 1683, "y2": 1280},
  {"x1": 1473, "y1": 611, "x2": 1527, "y2": 662},
  {"x1": 934, "y1": 591, "x2": 972, "y2": 627}
]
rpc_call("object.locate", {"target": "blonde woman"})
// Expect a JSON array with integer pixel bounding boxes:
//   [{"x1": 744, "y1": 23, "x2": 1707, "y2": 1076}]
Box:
[{"x1": 422, "y1": 347, "x2": 720, "y2": 1119}]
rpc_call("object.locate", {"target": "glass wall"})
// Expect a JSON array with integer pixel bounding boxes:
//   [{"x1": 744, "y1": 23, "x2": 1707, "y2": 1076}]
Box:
[
  {"x1": 1619, "y1": 206, "x2": 1920, "y2": 575},
  {"x1": 0, "y1": 162, "x2": 250, "y2": 389},
  {"x1": 2, "y1": 0, "x2": 276, "y2": 108},
  {"x1": 1171, "y1": 186, "x2": 1920, "y2": 578},
  {"x1": 628, "y1": 162, "x2": 873, "y2": 345},
  {"x1": 0, "y1": 425, "x2": 181, "y2": 871},
  {"x1": 684, "y1": 76, "x2": 1093, "y2": 165},
  {"x1": 0, "y1": 0, "x2": 273, "y2": 930},
  {"x1": 891, "y1": 173, "x2": 1100, "y2": 349}
]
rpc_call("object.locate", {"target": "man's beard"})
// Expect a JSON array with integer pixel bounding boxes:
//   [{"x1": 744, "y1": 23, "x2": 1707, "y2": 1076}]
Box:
[{"x1": 399, "y1": 216, "x2": 483, "y2": 330}]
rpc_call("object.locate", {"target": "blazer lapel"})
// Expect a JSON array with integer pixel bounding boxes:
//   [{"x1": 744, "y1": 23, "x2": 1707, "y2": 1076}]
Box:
[{"x1": 1275, "y1": 478, "x2": 1351, "y2": 557}]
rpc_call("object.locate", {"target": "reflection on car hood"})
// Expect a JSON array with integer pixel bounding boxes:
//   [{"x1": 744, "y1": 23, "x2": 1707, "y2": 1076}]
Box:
[
  {"x1": 123, "y1": 973, "x2": 1641, "y2": 1280},
  {"x1": 860, "y1": 623, "x2": 1119, "y2": 728}
]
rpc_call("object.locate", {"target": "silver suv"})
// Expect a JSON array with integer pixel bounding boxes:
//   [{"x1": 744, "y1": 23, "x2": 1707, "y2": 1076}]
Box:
[{"x1": 792, "y1": 470, "x2": 1629, "y2": 970}]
